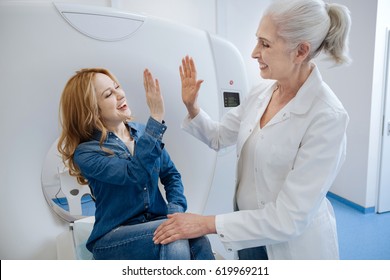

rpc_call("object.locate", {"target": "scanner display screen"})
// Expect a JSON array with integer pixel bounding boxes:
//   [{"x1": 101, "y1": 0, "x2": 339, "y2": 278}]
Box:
[{"x1": 223, "y1": 91, "x2": 240, "y2": 107}]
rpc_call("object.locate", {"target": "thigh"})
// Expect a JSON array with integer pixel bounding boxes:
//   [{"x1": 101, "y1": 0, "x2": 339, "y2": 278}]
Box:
[
  {"x1": 92, "y1": 219, "x2": 191, "y2": 260},
  {"x1": 238, "y1": 246, "x2": 268, "y2": 260},
  {"x1": 189, "y1": 236, "x2": 215, "y2": 260},
  {"x1": 93, "y1": 219, "x2": 163, "y2": 260}
]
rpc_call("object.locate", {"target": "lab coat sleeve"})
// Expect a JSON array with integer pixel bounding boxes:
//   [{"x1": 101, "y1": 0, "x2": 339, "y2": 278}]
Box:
[
  {"x1": 181, "y1": 98, "x2": 251, "y2": 151},
  {"x1": 215, "y1": 110, "x2": 349, "y2": 251}
]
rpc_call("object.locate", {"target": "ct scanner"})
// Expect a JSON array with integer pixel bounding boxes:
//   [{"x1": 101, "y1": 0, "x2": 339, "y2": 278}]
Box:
[{"x1": 2, "y1": 1, "x2": 248, "y2": 259}]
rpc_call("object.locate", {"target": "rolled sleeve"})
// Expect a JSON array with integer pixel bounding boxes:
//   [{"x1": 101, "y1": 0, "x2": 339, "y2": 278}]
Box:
[
  {"x1": 167, "y1": 203, "x2": 186, "y2": 214},
  {"x1": 145, "y1": 117, "x2": 167, "y2": 140}
]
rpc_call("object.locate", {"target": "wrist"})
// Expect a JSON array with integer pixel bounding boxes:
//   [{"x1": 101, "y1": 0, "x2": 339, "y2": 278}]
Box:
[
  {"x1": 187, "y1": 106, "x2": 200, "y2": 119},
  {"x1": 151, "y1": 115, "x2": 165, "y2": 123},
  {"x1": 204, "y1": 215, "x2": 216, "y2": 234}
]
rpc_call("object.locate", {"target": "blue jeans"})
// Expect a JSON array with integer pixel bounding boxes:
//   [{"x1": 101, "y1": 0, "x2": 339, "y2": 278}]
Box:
[
  {"x1": 91, "y1": 219, "x2": 215, "y2": 260},
  {"x1": 238, "y1": 246, "x2": 268, "y2": 260}
]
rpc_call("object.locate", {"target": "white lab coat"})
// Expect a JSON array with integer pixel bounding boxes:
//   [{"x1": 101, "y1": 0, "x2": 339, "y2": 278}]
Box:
[{"x1": 182, "y1": 65, "x2": 349, "y2": 259}]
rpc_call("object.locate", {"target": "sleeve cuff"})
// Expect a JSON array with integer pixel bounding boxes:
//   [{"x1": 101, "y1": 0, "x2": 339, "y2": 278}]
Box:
[
  {"x1": 145, "y1": 117, "x2": 167, "y2": 140},
  {"x1": 167, "y1": 203, "x2": 186, "y2": 214},
  {"x1": 215, "y1": 214, "x2": 234, "y2": 253}
]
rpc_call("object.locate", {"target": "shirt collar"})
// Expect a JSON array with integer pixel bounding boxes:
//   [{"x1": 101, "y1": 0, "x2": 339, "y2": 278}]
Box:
[
  {"x1": 91, "y1": 121, "x2": 139, "y2": 142},
  {"x1": 288, "y1": 63, "x2": 323, "y2": 115}
]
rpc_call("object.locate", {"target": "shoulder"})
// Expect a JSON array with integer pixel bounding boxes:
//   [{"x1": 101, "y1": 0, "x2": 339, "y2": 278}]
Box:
[
  {"x1": 317, "y1": 82, "x2": 347, "y2": 116},
  {"x1": 305, "y1": 65, "x2": 348, "y2": 119},
  {"x1": 243, "y1": 80, "x2": 275, "y2": 104}
]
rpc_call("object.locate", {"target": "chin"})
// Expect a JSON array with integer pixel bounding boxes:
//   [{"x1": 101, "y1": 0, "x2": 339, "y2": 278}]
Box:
[{"x1": 260, "y1": 72, "x2": 269, "y2": 79}]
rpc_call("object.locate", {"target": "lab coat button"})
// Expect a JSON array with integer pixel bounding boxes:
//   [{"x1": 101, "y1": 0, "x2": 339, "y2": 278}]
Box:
[
  {"x1": 260, "y1": 201, "x2": 265, "y2": 205},
  {"x1": 228, "y1": 248, "x2": 232, "y2": 252},
  {"x1": 219, "y1": 234, "x2": 224, "y2": 238}
]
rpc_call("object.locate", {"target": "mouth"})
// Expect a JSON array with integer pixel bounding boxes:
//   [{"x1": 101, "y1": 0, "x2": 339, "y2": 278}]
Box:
[
  {"x1": 259, "y1": 62, "x2": 268, "y2": 70},
  {"x1": 117, "y1": 102, "x2": 128, "y2": 110}
]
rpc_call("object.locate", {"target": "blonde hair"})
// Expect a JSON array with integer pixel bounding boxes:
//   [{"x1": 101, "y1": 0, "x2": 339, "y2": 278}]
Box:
[
  {"x1": 58, "y1": 68, "x2": 120, "y2": 185},
  {"x1": 265, "y1": 0, "x2": 351, "y2": 65}
]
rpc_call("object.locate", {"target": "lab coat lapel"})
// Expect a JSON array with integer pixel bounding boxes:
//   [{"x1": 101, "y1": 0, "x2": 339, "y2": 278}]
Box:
[{"x1": 263, "y1": 64, "x2": 323, "y2": 128}]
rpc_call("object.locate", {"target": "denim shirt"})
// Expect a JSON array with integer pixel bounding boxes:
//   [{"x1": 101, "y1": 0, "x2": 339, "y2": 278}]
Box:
[{"x1": 74, "y1": 117, "x2": 187, "y2": 252}]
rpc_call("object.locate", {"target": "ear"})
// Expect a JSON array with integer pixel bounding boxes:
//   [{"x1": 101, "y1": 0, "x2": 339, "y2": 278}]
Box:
[{"x1": 294, "y1": 42, "x2": 311, "y2": 63}]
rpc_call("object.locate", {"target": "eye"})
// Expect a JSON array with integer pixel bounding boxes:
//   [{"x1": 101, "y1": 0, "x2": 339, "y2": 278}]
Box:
[
  {"x1": 257, "y1": 38, "x2": 270, "y2": 48},
  {"x1": 260, "y1": 40, "x2": 269, "y2": 48}
]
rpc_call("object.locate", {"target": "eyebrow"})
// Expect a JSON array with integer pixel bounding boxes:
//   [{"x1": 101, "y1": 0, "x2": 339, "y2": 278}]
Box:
[{"x1": 258, "y1": 36, "x2": 272, "y2": 43}]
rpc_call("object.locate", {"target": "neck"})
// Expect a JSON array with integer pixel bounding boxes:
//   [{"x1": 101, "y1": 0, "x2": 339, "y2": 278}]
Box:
[
  {"x1": 277, "y1": 63, "x2": 313, "y2": 99},
  {"x1": 107, "y1": 121, "x2": 129, "y2": 139}
]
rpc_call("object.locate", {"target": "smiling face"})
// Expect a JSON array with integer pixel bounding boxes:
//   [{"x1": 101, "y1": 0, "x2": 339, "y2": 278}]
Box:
[
  {"x1": 251, "y1": 15, "x2": 296, "y2": 82},
  {"x1": 93, "y1": 73, "x2": 131, "y2": 128}
]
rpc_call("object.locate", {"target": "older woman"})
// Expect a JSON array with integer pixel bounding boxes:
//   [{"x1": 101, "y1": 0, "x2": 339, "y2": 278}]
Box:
[
  {"x1": 58, "y1": 68, "x2": 214, "y2": 260},
  {"x1": 154, "y1": 0, "x2": 351, "y2": 260}
]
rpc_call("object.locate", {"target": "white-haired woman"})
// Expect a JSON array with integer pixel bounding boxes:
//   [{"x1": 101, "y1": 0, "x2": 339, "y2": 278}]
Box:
[{"x1": 154, "y1": 0, "x2": 351, "y2": 260}]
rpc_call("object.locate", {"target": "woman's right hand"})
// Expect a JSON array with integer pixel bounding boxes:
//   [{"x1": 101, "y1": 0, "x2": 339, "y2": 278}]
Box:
[
  {"x1": 180, "y1": 56, "x2": 203, "y2": 119},
  {"x1": 143, "y1": 69, "x2": 164, "y2": 123}
]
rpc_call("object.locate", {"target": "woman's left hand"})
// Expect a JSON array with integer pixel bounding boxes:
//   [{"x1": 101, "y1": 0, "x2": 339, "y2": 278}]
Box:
[{"x1": 153, "y1": 213, "x2": 216, "y2": 244}]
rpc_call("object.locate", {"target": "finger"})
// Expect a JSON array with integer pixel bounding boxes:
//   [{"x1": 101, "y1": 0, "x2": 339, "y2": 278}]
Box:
[
  {"x1": 179, "y1": 65, "x2": 184, "y2": 81},
  {"x1": 184, "y1": 56, "x2": 191, "y2": 78},
  {"x1": 153, "y1": 226, "x2": 177, "y2": 244},
  {"x1": 155, "y1": 78, "x2": 160, "y2": 94},
  {"x1": 159, "y1": 233, "x2": 182, "y2": 245},
  {"x1": 195, "y1": 80, "x2": 204, "y2": 92},
  {"x1": 154, "y1": 217, "x2": 175, "y2": 237},
  {"x1": 143, "y1": 69, "x2": 149, "y2": 91},
  {"x1": 189, "y1": 57, "x2": 197, "y2": 78},
  {"x1": 154, "y1": 226, "x2": 182, "y2": 245}
]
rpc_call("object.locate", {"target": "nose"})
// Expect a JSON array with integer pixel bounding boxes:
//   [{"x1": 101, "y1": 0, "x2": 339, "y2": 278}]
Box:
[
  {"x1": 114, "y1": 88, "x2": 125, "y2": 100},
  {"x1": 251, "y1": 43, "x2": 260, "y2": 60}
]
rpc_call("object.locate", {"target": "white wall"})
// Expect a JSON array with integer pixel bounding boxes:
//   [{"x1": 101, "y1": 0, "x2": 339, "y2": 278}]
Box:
[
  {"x1": 215, "y1": 0, "x2": 271, "y2": 89},
  {"x1": 315, "y1": 0, "x2": 378, "y2": 209}
]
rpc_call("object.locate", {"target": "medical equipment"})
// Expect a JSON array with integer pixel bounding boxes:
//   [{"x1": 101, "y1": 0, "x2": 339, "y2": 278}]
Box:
[{"x1": 4, "y1": 2, "x2": 248, "y2": 259}]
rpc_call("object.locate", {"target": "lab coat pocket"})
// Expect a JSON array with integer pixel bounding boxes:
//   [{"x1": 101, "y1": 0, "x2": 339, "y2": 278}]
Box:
[{"x1": 267, "y1": 145, "x2": 298, "y2": 177}]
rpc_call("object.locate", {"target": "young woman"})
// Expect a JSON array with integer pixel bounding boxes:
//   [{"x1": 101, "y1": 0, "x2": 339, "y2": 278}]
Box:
[{"x1": 58, "y1": 68, "x2": 214, "y2": 260}]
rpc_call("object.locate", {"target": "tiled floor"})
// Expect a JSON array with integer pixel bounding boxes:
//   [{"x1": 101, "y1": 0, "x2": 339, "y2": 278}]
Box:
[{"x1": 328, "y1": 196, "x2": 390, "y2": 260}]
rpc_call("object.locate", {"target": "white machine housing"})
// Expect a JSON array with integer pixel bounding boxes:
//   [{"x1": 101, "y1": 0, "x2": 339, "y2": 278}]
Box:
[{"x1": 3, "y1": 2, "x2": 248, "y2": 259}]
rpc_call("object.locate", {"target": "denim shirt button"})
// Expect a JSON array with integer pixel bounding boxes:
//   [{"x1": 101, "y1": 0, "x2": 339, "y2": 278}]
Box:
[{"x1": 143, "y1": 187, "x2": 147, "y2": 191}]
